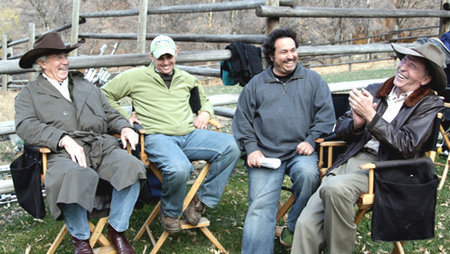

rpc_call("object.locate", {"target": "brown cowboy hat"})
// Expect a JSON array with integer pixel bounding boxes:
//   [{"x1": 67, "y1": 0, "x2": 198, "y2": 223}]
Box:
[
  {"x1": 391, "y1": 42, "x2": 447, "y2": 91},
  {"x1": 19, "y1": 32, "x2": 80, "y2": 69}
]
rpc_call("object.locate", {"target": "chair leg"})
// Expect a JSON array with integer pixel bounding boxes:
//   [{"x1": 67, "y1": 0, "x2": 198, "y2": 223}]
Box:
[
  {"x1": 438, "y1": 154, "x2": 450, "y2": 190},
  {"x1": 392, "y1": 241, "x2": 405, "y2": 254},
  {"x1": 199, "y1": 226, "x2": 228, "y2": 253},
  {"x1": 46, "y1": 224, "x2": 68, "y2": 254},
  {"x1": 134, "y1": 201, "x2": 161, "y2": 241},
  {"x1": 89, "y1": 217, "x2": 110, "y2": 247},
  {"x1": 149, "y1": 231, "x2": 170, "y2": 254},
  {"x1": 354, "y1": 208, "x2": 368, "y2": 225},
  {"x1": 275, "y1": 193, "x2": 295, "y2": 237}
]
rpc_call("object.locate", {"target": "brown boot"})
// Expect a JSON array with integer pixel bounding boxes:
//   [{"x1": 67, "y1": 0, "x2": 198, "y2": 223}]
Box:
[
  {"x1": 159, "y1": 211, "x2": 182, "y2": 233},
  {"x1": 183, "y1": 195, "x2": 205, "y2": 225},
  {"x1": 72, "y1": 237, "x2": 94, "y2": 254},
  {"x1": 107, "y1": 224, "x2": 135, "y2": 254}
]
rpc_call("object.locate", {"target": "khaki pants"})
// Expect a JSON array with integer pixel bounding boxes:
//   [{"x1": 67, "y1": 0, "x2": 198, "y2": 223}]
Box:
[{"x1": 291, "y1": 151, "x2": 377, "y2": 254}]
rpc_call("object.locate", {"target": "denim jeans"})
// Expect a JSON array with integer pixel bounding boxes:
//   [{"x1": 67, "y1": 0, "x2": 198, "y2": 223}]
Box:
[
  {"x1": 62, "y1": 181, "x2": 141, "y2": 239},
  {"x1": 144, "y1": 129, "x2": 240, "y2": 218},
  {"x1": 241, "y1": 153, "x2": 320, "y2": 254}
]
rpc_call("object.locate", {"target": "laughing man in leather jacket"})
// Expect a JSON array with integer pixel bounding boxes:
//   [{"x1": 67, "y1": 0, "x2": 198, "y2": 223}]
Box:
[{"x1": 291, "y1": 42, "x2": 446, "y2": 254}]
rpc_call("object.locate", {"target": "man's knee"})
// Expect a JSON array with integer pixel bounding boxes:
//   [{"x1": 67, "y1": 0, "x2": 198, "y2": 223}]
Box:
[
  {"x1": 291, "y1": 166, "x2": 320, "y2": 185},
  {"x1": 163, "y1": 161, "x2": 192, "y2": 182},
  {"x1": 220, "y1": 135, "x2": 240, "y2": 156},
  {"x1": 319, "y1": 182, "x2": 350, "y2": 203}
]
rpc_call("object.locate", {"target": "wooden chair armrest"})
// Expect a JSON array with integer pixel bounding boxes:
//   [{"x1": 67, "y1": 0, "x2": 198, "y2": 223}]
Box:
[
  {"x1": 39, "y1": 147, "x2": 51, "y2": 154},
  {"x1": 208, "y1": 118, "x2": 222, "y2": 131},
  {"x1": 359, "y1": 162, "x2": 375, "y2": 206},
  {"x1": 320, "y1": 140, "x2": 347, "y2": 147}
]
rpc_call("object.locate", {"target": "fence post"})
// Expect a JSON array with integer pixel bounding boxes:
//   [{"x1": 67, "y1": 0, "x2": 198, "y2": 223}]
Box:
[
  {"x1": 28, "y1": 23, "x2": 36, "y2": 82},
  {"x1": 70, "y1": 0, "x2": 81, "y2": 56},
  {"x1": 440, "y1": 0, "x2": 450, "y2": 36},
  {"x1": 137, "y1": 0, "x2": 148, "y2": 53},
  {"x1": 265, "y1": 0, "x2": 279, "y2": 35},
  {"x1": 2, "y1": 34, "x2": 8, "y2": 92}
]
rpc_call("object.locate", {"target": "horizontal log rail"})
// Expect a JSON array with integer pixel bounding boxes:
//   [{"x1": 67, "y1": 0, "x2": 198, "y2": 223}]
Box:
[
  {"x1": 256, "y1": 6, "x2": 450, "y2": 18},
  {"x1": 79, "y1": 33, "x2": 266, "y2": 44},
  {"x1": 0, "y1": 50, "x2": 232, "y2": 75},
  {"x1": 0, "y1": 43, "x2": 416, "y2": 75},
  {"x1": 80, "y1": 0, "x2": 292, "y2": 18}
]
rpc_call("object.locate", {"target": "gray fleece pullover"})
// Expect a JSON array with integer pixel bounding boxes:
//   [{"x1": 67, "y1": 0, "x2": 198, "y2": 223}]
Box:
[{"x1": 232, "y1": 63, "x2": 336, "y2": 161}]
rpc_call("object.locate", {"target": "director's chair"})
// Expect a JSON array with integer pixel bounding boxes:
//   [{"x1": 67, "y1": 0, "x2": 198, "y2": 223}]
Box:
[
  {"x1": 31, "y1": 138, "x2": 131, "y2": 254},
  {"x1": 318, "y1": 111, "x2": 443, "y2": 254},
  {"x1": 133, "y1": 118, "x2": 227, "y2": 254}
]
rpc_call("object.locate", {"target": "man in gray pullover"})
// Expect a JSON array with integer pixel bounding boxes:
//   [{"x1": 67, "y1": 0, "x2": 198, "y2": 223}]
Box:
[{"x1": 232, "y1": 28, "x2": 335, "y2": 254}]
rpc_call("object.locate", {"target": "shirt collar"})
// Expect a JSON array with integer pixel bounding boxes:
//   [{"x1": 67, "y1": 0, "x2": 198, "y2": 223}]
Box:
[
  {"x1": 42, "y1": 73, "x2": 68, "y2": 87},
  {"x1": 388, "y1": 86, "x2": 412, "y2": 101}
]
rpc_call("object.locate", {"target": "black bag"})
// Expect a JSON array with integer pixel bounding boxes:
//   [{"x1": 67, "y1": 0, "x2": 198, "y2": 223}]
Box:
[
  {"x1": 371, "y1": 158, "x2": 439, "y2": 241},
  {"x1": 10, "y1": 145, "x2": 46, "y2": 218}
]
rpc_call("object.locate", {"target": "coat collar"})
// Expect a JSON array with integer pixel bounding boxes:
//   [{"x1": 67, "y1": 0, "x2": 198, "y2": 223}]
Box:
[
  {"x1": 375, "y1": 76, "x2": 432, "y2": 107},
  {"x1": 35, "y1": 74, "x2": 67, "y2": 99}
]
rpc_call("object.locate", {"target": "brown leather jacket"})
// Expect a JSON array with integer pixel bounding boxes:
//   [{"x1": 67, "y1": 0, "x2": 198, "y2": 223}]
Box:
[{"x1": 327, "y1": 77, "x2": 444, "y2": 174}]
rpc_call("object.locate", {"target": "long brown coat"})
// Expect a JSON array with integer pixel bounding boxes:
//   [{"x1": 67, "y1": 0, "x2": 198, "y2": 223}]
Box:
[{"x1": 15, "y1": 72, "x2": 146, "y2": 219}]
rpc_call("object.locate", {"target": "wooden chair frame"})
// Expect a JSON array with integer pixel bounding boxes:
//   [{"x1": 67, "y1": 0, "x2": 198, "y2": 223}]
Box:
[
  {"x1": 39, "y1": 143, "x2": 123, "y2": 254},
  {"x1": 133, "y1": 119, "x2": 227, "y2": 254}
]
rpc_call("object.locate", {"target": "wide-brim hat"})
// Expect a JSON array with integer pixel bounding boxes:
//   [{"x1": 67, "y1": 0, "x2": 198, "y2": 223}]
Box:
[
  {"x1": 19, "y1": 32, "x2": 80, "y2": 69},
  {"x1": 391, "y1": 43, "x2": 447, "y2": 91}
]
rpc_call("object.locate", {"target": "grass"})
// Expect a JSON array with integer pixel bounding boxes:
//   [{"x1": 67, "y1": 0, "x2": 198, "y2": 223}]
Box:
[
  {"x1": 1, "y1": 67, "x2": 448, "y2": 253},
  {"x1": 1, "y1": 157, "x2": 448, "y2": 254}
]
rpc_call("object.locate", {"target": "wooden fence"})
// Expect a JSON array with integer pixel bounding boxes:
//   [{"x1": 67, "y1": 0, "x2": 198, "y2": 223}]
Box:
[{"x1": 1, "y1": 1, "x2": 449, "y2": 83}]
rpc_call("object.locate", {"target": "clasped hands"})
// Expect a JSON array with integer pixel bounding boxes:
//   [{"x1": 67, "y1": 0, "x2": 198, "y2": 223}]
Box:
[{"x1": 348, "y1": 88, "x2": 377, "y2": 129}]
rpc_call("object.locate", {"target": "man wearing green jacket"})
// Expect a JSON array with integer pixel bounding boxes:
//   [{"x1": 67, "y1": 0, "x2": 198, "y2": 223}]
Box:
[{"x1": 101, "y1": 35, "x2": 240, "y2": 233}]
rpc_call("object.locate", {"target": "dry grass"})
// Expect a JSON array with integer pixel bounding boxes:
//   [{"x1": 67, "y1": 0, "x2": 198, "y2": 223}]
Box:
[{"x1": 0, "y1": 91, "x2": 17, "y2": 121}]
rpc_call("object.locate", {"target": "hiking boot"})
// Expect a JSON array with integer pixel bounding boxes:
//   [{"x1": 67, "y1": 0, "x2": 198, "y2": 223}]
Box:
[
  {"x1": 183, "y1": 195, "x2": 205, "y2": 225},
  {"x1": 159, "y1": 211, "x2": 181, "y2": 233},
  {"x1": 280, "y1": 226, "x2": 293, "y2": 247}
]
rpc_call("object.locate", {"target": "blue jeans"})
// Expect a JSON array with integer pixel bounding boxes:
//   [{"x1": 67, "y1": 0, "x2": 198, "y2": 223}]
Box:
[
  {"x1": 144, "y1": 129, "x2": 240, "y2": 218},
  {"x1": 62, "y1": 181, "x2": 141, "y2": 240},
  {"x1": 241, "y1": 153, "x2": 320, "y2": 254}
]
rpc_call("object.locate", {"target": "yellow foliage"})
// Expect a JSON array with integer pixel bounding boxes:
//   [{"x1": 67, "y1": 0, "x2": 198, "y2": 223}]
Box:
[{"x1": 0, "y1": 8, "x2": 19, "y2": 38}]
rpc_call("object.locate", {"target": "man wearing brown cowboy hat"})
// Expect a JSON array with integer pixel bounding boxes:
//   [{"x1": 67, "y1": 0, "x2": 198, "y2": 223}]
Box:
[
  {"x1": 15, "y1": 32, "x2": 146, "y2": 254},
  {"x1": 291, "y1": 42, "x2": 446, "y2": 253}
]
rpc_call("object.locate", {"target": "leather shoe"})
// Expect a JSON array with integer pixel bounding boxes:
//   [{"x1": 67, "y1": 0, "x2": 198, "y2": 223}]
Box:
[
  {"x1": 107, "y1": 224, "x2": 135, "y2": 254},
  {"x1": 183, "y1": 195, "x2": 205, "y2": 225},
  {"x1": 159, "y1": 211, "x2": 182, "y2": 233},
  {"x1": 72, "y1": 237, "x2": 93, "y2": 254}
]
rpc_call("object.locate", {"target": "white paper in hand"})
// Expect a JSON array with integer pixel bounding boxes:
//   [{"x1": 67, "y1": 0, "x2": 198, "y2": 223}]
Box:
[{"x1": 260, "y1": 157, "x2": 281, "y2": 169}]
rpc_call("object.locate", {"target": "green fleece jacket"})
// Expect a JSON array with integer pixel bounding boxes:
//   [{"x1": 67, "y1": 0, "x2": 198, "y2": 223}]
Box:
[{"x1": 101, "y1": 64, "x2": 214, "y2": 135}]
